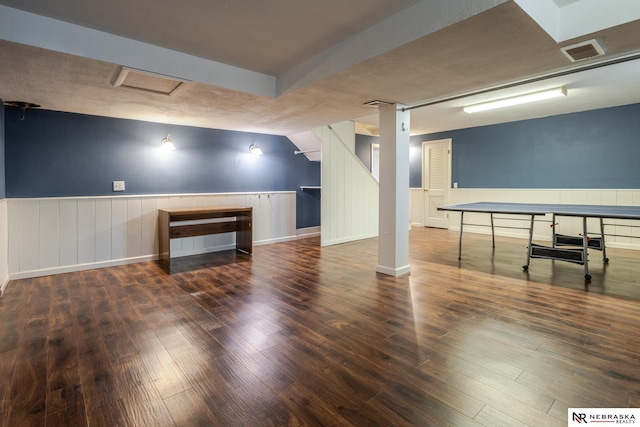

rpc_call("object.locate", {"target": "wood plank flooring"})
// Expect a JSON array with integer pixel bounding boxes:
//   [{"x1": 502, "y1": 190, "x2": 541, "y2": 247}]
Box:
[{"x1": 1, "y1": 227, "x2": 639, "y2": 426}]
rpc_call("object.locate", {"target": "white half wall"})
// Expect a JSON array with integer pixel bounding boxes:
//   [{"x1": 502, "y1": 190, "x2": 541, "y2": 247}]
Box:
[
  {"x1": 7, "y1": 191, "x2": 297, "y2": 280},
  {"x1": 435, "y1": 188, "x2": 640, "y2": 250},
  {"x1": 0, "y1": 199, "x2": 9, "y2": 295},
  {"x1": 319, "y1": 123, "x2": 379, "y2": 246}
]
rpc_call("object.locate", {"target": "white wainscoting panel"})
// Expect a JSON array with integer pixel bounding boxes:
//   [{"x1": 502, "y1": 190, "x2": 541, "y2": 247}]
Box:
[
  {"x1": 95, "y1": 198, "x2": 112, "y2": 263},
  {"x1": 18, "y1": 200, "x2": 40, "y2": 273},
  {"x1": 59, "y1": 200, "x2": 78, "y2": 267},
  {"x1": 7, "y1": 191, "x2": 297, "y2": 279},
  {"x1": 409, "y1": 188, "x2": 424, "y2": 227},
  {"x1": 0, "y1": 200, "x2": 8, "y2": 295},
  {"x1": 444, "y1": 189, "x2": 640, "y2": 250},
  {"x1": 39, "y1": 199, "x2": 60, "y2": 270},
  {"x1": 77, "y1": 199, "x2": 95, "y2": 264}
]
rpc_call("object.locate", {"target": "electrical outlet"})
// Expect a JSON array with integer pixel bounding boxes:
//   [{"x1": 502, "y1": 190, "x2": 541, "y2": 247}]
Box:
[{"x1": 113, "y1": 181, "x2": 125, "y2": 192}]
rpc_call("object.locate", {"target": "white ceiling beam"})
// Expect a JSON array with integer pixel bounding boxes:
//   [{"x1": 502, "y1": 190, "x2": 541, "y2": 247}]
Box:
[
  {"x1": 0, "y1": 5, "x2": 276, "y2": 98},
  {"x1": 276, "y1": 0, "x2": 509, "y2": 96}
]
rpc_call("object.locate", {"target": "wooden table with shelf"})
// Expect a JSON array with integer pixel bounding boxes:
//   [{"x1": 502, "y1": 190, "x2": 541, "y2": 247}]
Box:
[{"x1": 158, "y1": 206, "x2": 252, "y2": 264}]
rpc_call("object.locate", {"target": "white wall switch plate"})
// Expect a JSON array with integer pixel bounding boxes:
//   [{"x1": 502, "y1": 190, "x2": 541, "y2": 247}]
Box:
[{"x1": 113, "y1": 180, "x2": 125, "y2": 192}]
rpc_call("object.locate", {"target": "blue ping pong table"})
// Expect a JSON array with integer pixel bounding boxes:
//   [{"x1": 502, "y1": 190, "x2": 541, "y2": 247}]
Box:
[{"x1": 437, "y1": 202, "x2": 640, "y2": 280}]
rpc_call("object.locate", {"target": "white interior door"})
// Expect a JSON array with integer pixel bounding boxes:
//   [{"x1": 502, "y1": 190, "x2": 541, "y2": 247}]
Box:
[{"x1": 422, "y1": 139, "x2": 451, "y2": 228}]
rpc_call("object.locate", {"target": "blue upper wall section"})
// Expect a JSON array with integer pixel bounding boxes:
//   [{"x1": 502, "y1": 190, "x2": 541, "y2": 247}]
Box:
[
  {"x1": 357, "y1": 103, "x2": 640, "y2": 189},
  {"x1": 416, "y1": 103, "x2": 640, "y2": 189},
  {"x1": 4, "y1": 108, "x2": 320, "y2": 227}
]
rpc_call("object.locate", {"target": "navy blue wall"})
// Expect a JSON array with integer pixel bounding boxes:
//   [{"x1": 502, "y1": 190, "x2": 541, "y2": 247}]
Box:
[
  {"x1": 0, "y1": 100, "x2": 5, "y2": 199},
  {"x1": 4, "y1": 108, "x2": 321, "y2": 228},
  {"x1": 356, "y1": 103, "x2": 640, "y2": 189},
  {"x1": 418, "y1": 103, "x2": 640, "y2": 189}
]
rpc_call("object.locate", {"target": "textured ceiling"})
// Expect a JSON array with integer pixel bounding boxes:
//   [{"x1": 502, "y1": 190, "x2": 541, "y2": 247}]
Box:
[
  {"x1": 1, "y1": 0, "x2": 640, "y2": 137},
  {"x1": 0, "y1": 0, "x2": 420, "y2": 75}
]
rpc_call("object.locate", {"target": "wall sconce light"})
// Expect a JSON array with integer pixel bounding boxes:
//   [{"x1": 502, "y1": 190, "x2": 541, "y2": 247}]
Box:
[
  {"x1": 463, "y1": 87, "x2": 567, "y2": 113},
  {"x1": 161, "y1": 134, "x2": 176, "y2": 151},
  {"x1": 249, "y1": 143, "x2": 263, "y2": 156}
]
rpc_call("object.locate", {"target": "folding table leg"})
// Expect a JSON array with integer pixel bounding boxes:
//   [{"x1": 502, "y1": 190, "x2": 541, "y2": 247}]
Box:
[
  {"x1": 583, "y1": 216, "x2": 591, "y2": 280},
  {"x1": 600, "y1": 217, "x2": 609, "y2": 263},
  {"x1": 457, "y1": 211, "x2": 464, "y2": 260},
  {"x1": 523, "y1": 215, "x2": 535, "y2": 271},
  {"x1": 490, "y1": 213, "x2": 495, "y2": 248}
]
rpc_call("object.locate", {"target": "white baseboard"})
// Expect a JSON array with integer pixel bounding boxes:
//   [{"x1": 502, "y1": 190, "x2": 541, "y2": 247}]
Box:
[
  {"x1": 255, "y1": 235, "x2": 298, "y2": 246},
  {"x1": 296, "y1": 226, "x2": 320, "y2": 239},
  {"x1": 322, "y1": 232, "x2": 378, "y2": 247},
  {"x1": 1, "y1": 275, "x2": 9, "y2": 297},
  {"x1": 5, "y1": 234, "x2": 302, "y2": 285},
  {"x1": 9, "y1": 254, "x2": 159, "y2": 281},
  {"x1": 376, "y1": 264, "x2": 410, "y2": 277}
]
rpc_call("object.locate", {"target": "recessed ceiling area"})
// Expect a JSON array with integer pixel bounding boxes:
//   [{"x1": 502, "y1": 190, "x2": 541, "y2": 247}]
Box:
[
  {"x1": 1, "y1": 0, "x2": 640, "y2": 138},
  {"x1": 0, "y1": 0, "x2": 421, "y2": 75}
]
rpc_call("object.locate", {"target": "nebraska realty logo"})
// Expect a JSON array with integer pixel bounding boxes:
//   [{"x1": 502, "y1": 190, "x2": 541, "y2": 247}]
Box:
[{"x1": 569, "y1": 408, "x2": 638, "y2": 425}]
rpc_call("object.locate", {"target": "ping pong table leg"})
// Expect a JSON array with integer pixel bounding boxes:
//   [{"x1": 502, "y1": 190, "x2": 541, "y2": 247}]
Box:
[
  {"x1": 523, "y1": 214, "x2": 535, "y2": 271},
  {"x1": 490, "y1": 213, "x2": 495, "y2": 248},
  {"x1": 458, "y1": 211, "x2": 464, "y2": 260},
  {"x1": 600, "y1": 217, "x2": 609, "y2": 263},
  {"x1": 583, "y1": 216, "x2": 591, "y2": 280}
]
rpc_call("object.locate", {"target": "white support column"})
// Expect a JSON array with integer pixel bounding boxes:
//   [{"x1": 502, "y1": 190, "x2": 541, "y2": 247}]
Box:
[{"x1": 376, "y1": 104, "x2": 410, "y2": 277}]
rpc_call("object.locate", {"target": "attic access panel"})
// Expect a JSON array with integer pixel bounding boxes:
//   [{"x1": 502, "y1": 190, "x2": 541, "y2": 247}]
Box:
[{"x1": 112, "y1": 67, "x2": 189, "y2": 96}]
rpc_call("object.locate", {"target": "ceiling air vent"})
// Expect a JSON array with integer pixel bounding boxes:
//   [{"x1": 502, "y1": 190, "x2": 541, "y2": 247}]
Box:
[
  {"x1": 112, "y1": 66, "x2": 190, "y2": 96},
  {"x1": 561, "y1": 39, "x2": 605, "y2": 62},
  {"x1": 363, "y1": 100, "x2": 394, "y2": 107}
]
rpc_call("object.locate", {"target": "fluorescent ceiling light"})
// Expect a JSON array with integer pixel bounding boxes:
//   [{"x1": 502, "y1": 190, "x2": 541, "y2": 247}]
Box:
[{"x1": 463, "y1": 88, "x2": 567, "y2": 113}]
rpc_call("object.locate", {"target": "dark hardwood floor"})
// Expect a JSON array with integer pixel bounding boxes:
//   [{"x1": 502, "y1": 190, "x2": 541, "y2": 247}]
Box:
[{"x1": 0, "y1": 227, "x2": 639, "y2": 426}]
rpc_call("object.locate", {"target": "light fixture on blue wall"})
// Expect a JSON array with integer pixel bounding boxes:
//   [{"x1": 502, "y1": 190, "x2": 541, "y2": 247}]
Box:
[
  {"x1": 161, "y1": 134, "x2": 175, "y2": 150},
  {"x1": 463, "y1": 87, "x2": 567, "y2": 113},
  {"x1": 249, "y1": 143, "x2": 263, "y2": 156}
]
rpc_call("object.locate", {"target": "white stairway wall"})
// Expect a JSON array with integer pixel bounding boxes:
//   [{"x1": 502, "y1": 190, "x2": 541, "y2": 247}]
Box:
[
  {"x1": 318, "y1": 123, "x2": 379, "y2": 246},
  {"x1": 328, "y1": 122, "x2": 356, "y2": 153},
  {"x1": 8, "y1": 191, "x2": 297, "y2": 279}
]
